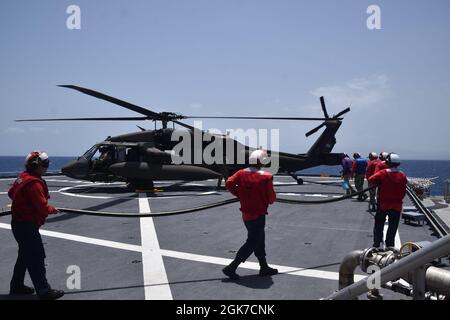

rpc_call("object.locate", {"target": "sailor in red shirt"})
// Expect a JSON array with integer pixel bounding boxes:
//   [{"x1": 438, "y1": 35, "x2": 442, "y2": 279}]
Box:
[
  {"x1": 223, "y1": 150, "x2": 278, "y2": 280},
  {"x1": 8, "y1": 151, "x2": 64, "y2": 300},
  {"x1": 365, "y1": 152, "x2": 381, "y2": 212},
  {"x1": 373, "y1": 151, "x2": 389, "y2": 174},
  {"x1": 368, "y1": 153, "x2": 407, "y2": 249}
]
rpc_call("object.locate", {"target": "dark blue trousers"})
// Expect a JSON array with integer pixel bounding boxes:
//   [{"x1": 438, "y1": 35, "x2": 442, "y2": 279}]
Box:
[
  {"x1": 373, "y1": 209, "x2": 401, "y2": 248},
  {"x1": 10, "y1": 220, "x2": 51, "y2": 295},
  {"x1": 235, "y1": 215, "x2": 267, "y2": 263}
]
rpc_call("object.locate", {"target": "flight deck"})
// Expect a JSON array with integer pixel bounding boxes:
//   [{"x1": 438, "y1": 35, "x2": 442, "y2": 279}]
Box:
[{"x1": 0, "y1": 175, "x2": 445, "y2": 300}]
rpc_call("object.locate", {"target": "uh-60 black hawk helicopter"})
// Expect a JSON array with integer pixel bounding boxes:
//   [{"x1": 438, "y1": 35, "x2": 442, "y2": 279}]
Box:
[{"x1": 16, "y1": 85, "x2": 350, "y2": 189}]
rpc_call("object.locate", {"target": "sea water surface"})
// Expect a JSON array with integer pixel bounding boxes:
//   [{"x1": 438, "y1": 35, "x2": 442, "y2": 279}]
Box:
[{"x1": 0, "y1": 157, "x2": 449, "y2": 195}]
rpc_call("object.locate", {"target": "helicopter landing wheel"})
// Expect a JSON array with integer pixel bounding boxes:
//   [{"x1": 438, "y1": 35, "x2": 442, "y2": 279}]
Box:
[
  {"x1": 217, "y1": 177, "x2": 223, "y2": 189},
  {"x1": 127, "y1": 180, "x2": 154, "y2": 191},
  {"x1": 296, "y1": 178, "x2": 304, "y2": 185}
]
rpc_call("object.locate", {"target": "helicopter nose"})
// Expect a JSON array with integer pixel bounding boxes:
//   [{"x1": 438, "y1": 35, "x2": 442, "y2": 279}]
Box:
[{"x1": 61, "y1": 158, "x2": 89, "y2": 179}]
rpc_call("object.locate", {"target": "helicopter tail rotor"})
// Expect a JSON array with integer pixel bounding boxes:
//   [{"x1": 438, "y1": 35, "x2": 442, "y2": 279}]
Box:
[
  {"x1": 305, "y1": 97, "x2": 350, "y2": 137},
  {"x1": 320, "y1": 96, "x2": 330, "y2": 119}
]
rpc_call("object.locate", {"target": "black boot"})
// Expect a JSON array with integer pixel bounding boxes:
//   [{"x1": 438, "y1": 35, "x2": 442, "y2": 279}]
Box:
[
  {"x1": 10, "y1": 285, "x2": 35, "y2": 295},
  {"x1": 222, "y1": 260, "x2": 240, "y2": 280},
  {"x1": 258, "y1": 259, "x2": 278, "y2": 277},
  {"x1": 39, "y1": 289, "x2": 65, "y2": 300}
]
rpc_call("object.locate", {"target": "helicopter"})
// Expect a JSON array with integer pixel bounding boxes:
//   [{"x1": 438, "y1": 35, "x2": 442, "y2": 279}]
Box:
[{"x1": 16, "y1": 85, "x2": 350, "y2": 189}]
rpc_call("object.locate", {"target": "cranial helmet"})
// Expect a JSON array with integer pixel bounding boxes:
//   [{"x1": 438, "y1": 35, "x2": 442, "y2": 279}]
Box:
[
  {"x1": 368, "y1": 152, "x2": 378, "y2": 160},
  {"x1": 249, "y1": 149, "x2": 268, "y2": 166},
  {"x1": 386, "y1": 153, "x2": 401, "y2": 166},
  {"x1": 379, "y1": 151, "x2": 389, "y2": 161},
  {"x1": 25, "y1": 151, "x2": 49, "y2": 170}
]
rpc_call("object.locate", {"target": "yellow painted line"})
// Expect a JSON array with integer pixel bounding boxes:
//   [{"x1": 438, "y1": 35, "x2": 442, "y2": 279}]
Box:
[{"x1": 135, "y1": 189, "x2": 164, "y2": 193}]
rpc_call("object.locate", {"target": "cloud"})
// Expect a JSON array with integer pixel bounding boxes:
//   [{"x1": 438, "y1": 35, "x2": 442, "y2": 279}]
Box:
[
  {"x1": 1, "y1": 127, "x2": 47, "y2": 135},
  {"x1": 310, "y1": 74, "x2": 390, "y2": 109},
  {"x1": 189, "y1": 103, "x2": 203, "y2": 110},
  {"x1": 30, "y1": 127, "x2": 45, "y2": 133},
  {"x1": 3, "y1": 127, "x2": 26, "y2": 134},
  {"x1": 264, "y1": 98, "x2": 282, "y2": 107}
]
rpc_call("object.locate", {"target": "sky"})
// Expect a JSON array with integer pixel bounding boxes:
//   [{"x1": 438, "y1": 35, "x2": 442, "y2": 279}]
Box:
[{"x1": 1, "y1": 0, "x2": 449, "y2": 159}]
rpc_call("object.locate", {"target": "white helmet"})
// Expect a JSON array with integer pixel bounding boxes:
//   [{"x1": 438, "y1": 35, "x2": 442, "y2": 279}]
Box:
[
  {"x1": 25, "y1": 151, "x2": 49, "y2": 169},
  {"x1": 379, "y1": 151, "x2": 389, "y2": 161},
  {"x1": 249, "y1": 149, "x2": 268, "y2": 165},
  {"x1": 386, "y1": 153, "x2": 401, "y2": 166}
]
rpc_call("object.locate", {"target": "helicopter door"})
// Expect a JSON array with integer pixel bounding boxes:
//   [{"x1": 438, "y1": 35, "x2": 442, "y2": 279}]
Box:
[
  {"x1": 115, "y1": 147, "x2": 126, "y2": 162},
  {"x1": 125, "y1": 147, "x2": 140, "y2": 162}
]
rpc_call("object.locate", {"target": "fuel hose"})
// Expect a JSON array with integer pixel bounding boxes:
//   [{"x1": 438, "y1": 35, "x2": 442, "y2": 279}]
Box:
[{"x1": 0, "y1": 185, "x2": 376, "y2": 218}]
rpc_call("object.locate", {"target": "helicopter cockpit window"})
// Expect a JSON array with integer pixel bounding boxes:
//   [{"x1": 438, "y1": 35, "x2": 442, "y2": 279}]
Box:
[
  {"x1": 125, "y1": 147, "x2": 140, "y2": 161},
  {"x1": 91, "y1": 149, "x2": 103, "y2": 161},
  {"x1": 116, "y1": 147, "x2": 126, "y2": 162},
  {"x1": 98, "y1": 146, "x2": 116, "y2": 161},
  {"x1": 82, "y1": 144, "x2": 116, "y2": 162},
  {"x1": 90, "y1": 145, "x2": 116, "y2": 171},
  {"x1": 81, "y1": 145, "x2": 99, "y2": 160}
]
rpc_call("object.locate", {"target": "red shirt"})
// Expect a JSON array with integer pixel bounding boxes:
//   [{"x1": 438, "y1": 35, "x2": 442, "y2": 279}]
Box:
[
  {"x1": 368, "y1": 168, "x2": 407, "y2": 212},
  {"x1": 366, "y1": 159, "x2": 381, "y2": 179},
  {"x1": 225, "y1": 167, "x2": 276, "y2": 221},
  {"x1": 8, "y1": 172, "x2": 57, "y2": 227},
  {"x1": 374, "y1": 161, "x2": 389, "y2": 174}
]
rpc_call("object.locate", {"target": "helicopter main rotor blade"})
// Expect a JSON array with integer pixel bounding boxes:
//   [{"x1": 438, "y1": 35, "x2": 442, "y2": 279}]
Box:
[
  {"x1": 15, "y1": 116, "x2": 149, "y2": 122},
  {"x1": 173, "y1": 120, "x2": 195, "y2": 130},
  {"x1": 185, "y1": 116, "x2": 339, "y2": 121},
  {"x1": 58, "y1": 85, "x2": 162, "y2": 120}
]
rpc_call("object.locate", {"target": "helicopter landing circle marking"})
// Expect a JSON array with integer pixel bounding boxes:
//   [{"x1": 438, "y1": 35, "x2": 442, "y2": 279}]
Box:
[
  {"x1": 58, "y1": 184, "x2": 115, "y2": 199},
  {"x1": 44, "y1": 179, "x2": 96, "y2": 184},
  {"x1": 57, "y1": 184, "x2": 221, "y2": 200}
]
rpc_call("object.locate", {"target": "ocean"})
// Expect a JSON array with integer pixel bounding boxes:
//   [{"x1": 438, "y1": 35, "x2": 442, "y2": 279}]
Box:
[
  {"x1": 0, "y1": 156, "x2": 449, "y2": 195},
  {"x1": 300, "y1": 160, "x2": 450, "y2": 196},
  {"x1": 0, "y1": 156, "x2": 77, "y2": 176}
]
